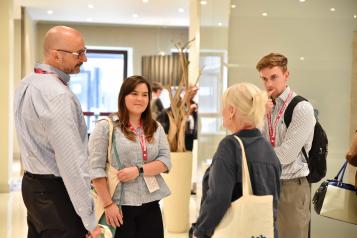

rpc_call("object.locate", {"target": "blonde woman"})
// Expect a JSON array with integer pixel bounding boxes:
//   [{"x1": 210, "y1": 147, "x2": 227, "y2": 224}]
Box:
[{"x1": 190, "y1": 83, "x2": 281, "y2": 238}]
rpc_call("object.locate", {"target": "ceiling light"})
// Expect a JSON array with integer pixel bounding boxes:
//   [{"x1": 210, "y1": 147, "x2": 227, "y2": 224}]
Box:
[
  {"x1": 231, "y1": 4, "x2": 237, "y2": 9},
  {"x1": 47, "y1": 10, "x2": 53, "y2": 15},
  {"x1": 86, "y1": 18, "x2": 92, "y2": 22},
  {"x1": 262, "y1": 12, "x2": 268, "y2": 17},
  {"x1": 178, "y1": 8, "x2": 184, "y2": 13},
  {"x1": 88, "y1": 4, "x2": 94, "y2": 9},
  {"x1": 299, "y1": 0, "x2": 306, "y2": 2},
  {"x1": 218, "y1": 22, "x2": 222, "y2": 27},
  {"x1": 132, "y1": 14, "x2": 139, "y2": 18},
  {"x1": 299, "y1": 56, "x2": 305, "y2": 61},
  {"x1": 330, "y1": 8, "x2": 336, "y2": 12},
  {"x1": 200, "y1": 0, "x2": 207, "y2": 5},
  {"x1": 142, "y1": 0, "x2": 149, "y2": 3},
  {"x1": 159, "y1": 51, "x2": 165, "y2": 56},
  {"x1": 354, "y1": 15, "x2": 357, "y2": 19}
]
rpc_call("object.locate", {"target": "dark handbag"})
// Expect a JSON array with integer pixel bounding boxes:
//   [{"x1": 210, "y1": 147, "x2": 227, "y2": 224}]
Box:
[{"x1": 312, "y1": 161, "x2": 357, "y2": 224}]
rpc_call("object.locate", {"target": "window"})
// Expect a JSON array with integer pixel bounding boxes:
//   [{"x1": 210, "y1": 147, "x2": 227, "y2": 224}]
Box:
[
  {"x1": 69, "y1": 49, "x2": 128, "y2": 132},
  {"x1": 198, "y1": 51, "x2": 227, "y2": 135}
]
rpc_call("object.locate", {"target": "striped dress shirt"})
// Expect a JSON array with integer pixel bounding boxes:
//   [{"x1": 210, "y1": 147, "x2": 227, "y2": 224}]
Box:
[
  {"x1": 262, "y1": 86, "x2": 316, "y2": 179},
  {"x1": 14, "y1": 63, "x2": 96, "y2": 231}
]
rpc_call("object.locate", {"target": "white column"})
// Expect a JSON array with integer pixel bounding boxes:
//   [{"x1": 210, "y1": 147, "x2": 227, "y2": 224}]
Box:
[{"x1": 0, "y1": 0, "x2": 13, "y2": 193}]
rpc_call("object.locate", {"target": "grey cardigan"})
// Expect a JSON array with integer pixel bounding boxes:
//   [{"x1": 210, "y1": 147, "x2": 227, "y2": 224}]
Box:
[{"x1": 88, "y1": 117, "x2": 171, "y2": 206}]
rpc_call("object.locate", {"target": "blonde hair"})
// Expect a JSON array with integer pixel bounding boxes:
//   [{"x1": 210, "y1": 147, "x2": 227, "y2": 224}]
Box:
[{"x1": 222, "y1": 83, "x2": 268, "y2": 127}]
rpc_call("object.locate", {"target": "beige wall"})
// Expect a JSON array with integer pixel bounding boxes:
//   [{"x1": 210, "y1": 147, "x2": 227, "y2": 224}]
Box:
[
  {"x1": 0, "y1": 0, "x2": 13, "y2": 192},
  {"x1": 36, "y1": 23, "x2": 188, "y2": 75},
  {"x1": 226, "y1": 0, "x2": 357, "y2": 237},
  {"x1": 351, "y1": 32, "x2": 357, "y2": 136},
  {"x1": 23, "y1": 8, "x2": 37, "y2": 76}
]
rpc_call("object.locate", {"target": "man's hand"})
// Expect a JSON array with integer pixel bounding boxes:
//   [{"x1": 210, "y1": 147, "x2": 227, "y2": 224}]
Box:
[
  {"x1": 86, "y1": 226, "x2": 101, "y2": 238},
  {"x1": 265, "y1": 89, "x2": 275, "y2": 115},
  {"x1": 117, "y1": 167, "x2": 139, "y2": 182}
]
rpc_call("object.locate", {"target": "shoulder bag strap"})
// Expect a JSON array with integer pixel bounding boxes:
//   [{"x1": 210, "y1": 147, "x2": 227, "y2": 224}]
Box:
[{"x1": 234, "y1": 136, "x2": 253, "y2": 196}]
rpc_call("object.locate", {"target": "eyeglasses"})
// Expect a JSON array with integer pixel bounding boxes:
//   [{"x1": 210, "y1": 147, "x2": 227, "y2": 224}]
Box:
[{"x1": 55, "y1": 47, "x2": 87, "y2": 59}]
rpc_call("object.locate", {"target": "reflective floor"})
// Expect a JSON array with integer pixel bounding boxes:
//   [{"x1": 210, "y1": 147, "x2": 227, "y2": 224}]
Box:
[
  {"x1": 0, "y1": 191, "x2": 196, "y2": 238},
  {"x1": 0, "y1": 160, "x2": 197, "y2": 238}
]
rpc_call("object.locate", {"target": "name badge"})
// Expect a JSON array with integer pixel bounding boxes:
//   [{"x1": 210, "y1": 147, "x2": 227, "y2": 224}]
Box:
[{"x1": 143, "y1": 176, "x2": 160, "y2": 193}]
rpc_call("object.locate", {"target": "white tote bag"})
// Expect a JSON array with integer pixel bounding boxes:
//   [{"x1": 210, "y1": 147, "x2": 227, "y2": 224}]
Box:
[
  {"x1": 212, "y1": 136, "x2": 274, "y2": 238},
  {"x1": 314, "y1": 161, "x2": 357, "y2": 224},
  {"x1": 91, "y1": 118, "x2": 121, "y2": 238}
]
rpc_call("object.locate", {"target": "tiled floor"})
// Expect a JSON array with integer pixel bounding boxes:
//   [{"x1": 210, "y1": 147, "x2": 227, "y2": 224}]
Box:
[
  {"x1": 0, "y1": 160, "x2": 198, "y2": 238},
  {"x1": 0, "y1": 191, "x2": 196, "y2": 238}
]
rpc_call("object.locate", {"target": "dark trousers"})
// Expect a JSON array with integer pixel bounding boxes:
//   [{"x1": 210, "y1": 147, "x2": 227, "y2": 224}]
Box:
[
  {"x1": 114, "y1": 201, "x2": 163, "y2": 238},
  {"x1": 22, "y1": 172, "x2": 87, "y2": 238}
]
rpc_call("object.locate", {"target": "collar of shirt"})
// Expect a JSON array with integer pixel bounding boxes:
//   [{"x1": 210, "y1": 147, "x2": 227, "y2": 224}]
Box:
[
  {"x1": 35, "y1": 63, "x2": 70, "y2": 85},
  {"x1": 276, "y1": 86, "x2": 291, "y2": 104}
]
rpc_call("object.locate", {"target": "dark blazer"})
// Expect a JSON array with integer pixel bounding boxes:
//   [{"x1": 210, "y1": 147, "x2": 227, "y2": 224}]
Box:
[{"x1": 191, "y1": 129, "x2": 282, "y2": 238}]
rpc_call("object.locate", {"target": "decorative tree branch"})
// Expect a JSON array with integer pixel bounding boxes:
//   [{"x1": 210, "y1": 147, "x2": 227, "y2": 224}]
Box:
[{"x1": 165, "y1": 39, "x2": 201, "y2": 152}]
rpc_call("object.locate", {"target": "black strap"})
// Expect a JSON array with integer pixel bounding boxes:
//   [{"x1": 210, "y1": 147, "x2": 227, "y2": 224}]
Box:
[{"x1": 284, "y1": 95, "x2": 309, "y2": 160}]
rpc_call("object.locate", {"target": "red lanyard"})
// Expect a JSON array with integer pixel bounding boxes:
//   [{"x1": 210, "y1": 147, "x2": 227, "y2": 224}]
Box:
[
  {"x1": 34, "y1": 68, "x2": 53, "y2": 74},
  {"x1": 129, "y1": 121, "x2": 148, "y2": 161},
  {"x1": 34, "y1": 68, "x2": 66, "y2": 86},
  {"x1": 267, "y1": 91, "x2": 293, "y2": 147}
]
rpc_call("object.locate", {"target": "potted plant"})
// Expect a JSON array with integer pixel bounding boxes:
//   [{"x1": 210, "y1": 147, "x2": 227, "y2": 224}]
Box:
[{"x1": 162, "y1": 39, "x2": 201, "y2": 233}]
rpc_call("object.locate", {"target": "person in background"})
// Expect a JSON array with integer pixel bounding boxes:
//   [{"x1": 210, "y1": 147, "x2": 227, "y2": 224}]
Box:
[
  {"x1": 156, "y1": 84, "x2": 199, "y2": 151},
  {"x1": 185, "y1": 85, "x2": 199, "y2": 151},
  {"x1": 256, "y1": 53, "x2": 316, "y2": 238},
  {"x1": 190, "y1": 82, "x2": 281, "y2": 238},
  {"x1": 151, "y1": 81, "x2": 165, "y2": 120},
  {"x1": 89, "y1": 75, "x2": 171, "y2": 238},
  {"x1": 14, "y1": 25, "x2": 100, "y2": 237},
  {"x1": 346, "y1": 131, "x2": 357, "y2": 188}
]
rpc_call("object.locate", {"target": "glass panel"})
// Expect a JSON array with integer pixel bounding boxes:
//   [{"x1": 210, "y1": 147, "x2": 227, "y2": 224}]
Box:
[{"x1": 69, "y1": 51, "x2": 126, "y2": 132}]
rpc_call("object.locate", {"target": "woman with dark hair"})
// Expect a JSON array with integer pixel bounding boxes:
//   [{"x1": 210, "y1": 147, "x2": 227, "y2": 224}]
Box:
[{"x1": 89, "y1": 75, "x2": 171, "y2": 238}]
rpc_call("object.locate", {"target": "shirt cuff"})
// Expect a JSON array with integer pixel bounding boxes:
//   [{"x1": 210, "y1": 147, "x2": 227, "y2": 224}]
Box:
[
  {"x1": 90, "y1": 167, "x2": 107, "y2": 180},
  {"x1": 157, "y1": 157, "x2": 171, "y2": 172},
  {"x1": 81, "y1": 211, "x2": 97, "y2": 232}
]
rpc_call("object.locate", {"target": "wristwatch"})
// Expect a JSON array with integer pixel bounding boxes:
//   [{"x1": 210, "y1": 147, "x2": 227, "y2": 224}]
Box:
[{"x1": 136, "y1": 165, "x2": 144, "y2": 175}]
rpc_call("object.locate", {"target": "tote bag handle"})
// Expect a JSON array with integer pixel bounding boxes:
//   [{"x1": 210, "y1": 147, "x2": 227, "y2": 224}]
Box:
[{"x1": 234, "y1": 136, "x2": 253, "y2": 195}]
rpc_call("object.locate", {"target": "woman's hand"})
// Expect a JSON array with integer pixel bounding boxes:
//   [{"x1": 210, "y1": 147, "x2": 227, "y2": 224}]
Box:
[
  {"x1": 105, "y1": 203, "x2": 123, "y2": 227},
  {"x1": 117, "y1": 167, "x2": 139, "y2": 182}
]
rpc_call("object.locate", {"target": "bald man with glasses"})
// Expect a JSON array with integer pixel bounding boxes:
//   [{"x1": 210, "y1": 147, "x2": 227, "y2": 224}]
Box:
[{"x1": 14, "y1": 26, "x2": 101, "y2": 238}]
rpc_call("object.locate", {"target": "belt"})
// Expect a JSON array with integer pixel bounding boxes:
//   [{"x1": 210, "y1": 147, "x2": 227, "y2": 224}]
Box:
[
  {"x1": 24, "y1": 171, "x2": 61, "y2": 180},
  {"x1": 281, "y1": 177, "x2": 307, "y2": 185}
]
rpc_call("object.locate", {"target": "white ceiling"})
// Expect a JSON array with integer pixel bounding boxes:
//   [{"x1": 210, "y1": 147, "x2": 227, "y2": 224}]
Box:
[
  {"x1": 14, "y1": 0, "x2": 357, "y2": 27},
  {"x1": 16, "y1": 0, "x2": 190, "y2": 27}
]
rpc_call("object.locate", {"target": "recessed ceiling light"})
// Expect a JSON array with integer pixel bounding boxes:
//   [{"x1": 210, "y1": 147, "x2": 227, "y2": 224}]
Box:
[
  {"x1": 354, "y1": 15, "x2": 357, "y2": 19},
  {"x1": 218, "y1": 22, "x2": 222, "y2": 27},
  {"x1": 178, "y1": 8, "x2": 184, "y2": 13},
  {"x1": 330, "y1": 8, "x2": 336, "y2": 12},
  {"x1": 231, "y1": 4, "x2": 237, "y2": 9},
  {"x1": 299, "y1": 56, "x2": 305, "y2": 61},
  {"x1": 262, "y1": 12, "x2": 268, "y2": 17},
  {"x1": 47, "y1": 10, "x2": 53, "y2": 15},
  {"x1": 142, "y1": 0, "x2": 149, "y2": 3},
  {"x1": 159, "y1": 51, "x2": 165, "y2": 56},
  {"x1": 132, "y1": 14, "x2": 139, "y2": 18},
  {"x1": 200, "y1": 0, "x2": 207, "y2": 5},
  {"x1": 88, "y1": 4, "x2": 94, "y2": 9},
  {"x1": 86, "y1": 18, "x2": 92, "y2": 22},
  {"x1": 299, "y1": 0, "x2": 306, "y2": 2}
]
